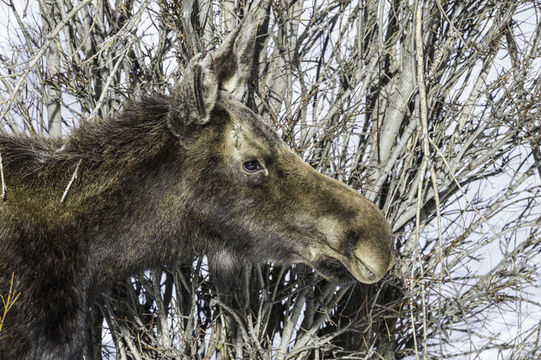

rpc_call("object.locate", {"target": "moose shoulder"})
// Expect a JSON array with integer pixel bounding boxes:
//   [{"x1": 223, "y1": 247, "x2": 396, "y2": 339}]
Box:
[{"x1": 0, "y1": 13, "x2": 393, "y2": 360}]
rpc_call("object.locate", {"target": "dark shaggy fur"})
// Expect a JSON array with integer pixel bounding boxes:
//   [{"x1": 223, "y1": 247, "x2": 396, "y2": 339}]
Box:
[{"x1": 0, "y1": 11, "x2": 393, "y2": 360}]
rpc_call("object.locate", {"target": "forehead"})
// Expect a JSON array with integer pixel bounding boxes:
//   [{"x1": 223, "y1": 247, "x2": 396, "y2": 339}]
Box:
[{"x1": 218, "y1": 93, "x2": 283, "y2": 152}]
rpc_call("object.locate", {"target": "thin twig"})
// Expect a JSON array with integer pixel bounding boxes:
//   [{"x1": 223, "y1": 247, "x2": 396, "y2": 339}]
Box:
[
  {"x1": 0, "y1": 152, "x2": 6, "y2": 201},
  {"x1": 0, "y1": 273, "x2": 21, "y2": 333},
  {"x1": 60, "y1": 159, "x2": 82, "y2": 203}
]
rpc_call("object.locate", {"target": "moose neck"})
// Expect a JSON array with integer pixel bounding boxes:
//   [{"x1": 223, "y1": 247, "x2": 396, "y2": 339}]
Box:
[
  {"x1": 63, "y1": 98, "x2": 197, "y2": 286},
  {"x1": 81, "y1": 143, "x2": 189, "y2": 287},
  {"x1": 0, "y1": 96, "x2": 196, "y2": 289}
]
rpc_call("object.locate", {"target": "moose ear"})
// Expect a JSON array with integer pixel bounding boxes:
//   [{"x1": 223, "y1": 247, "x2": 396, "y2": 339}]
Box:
[
  {"x1": 167, "y1": 0, "x2": 267, "y2": 137},
  {"x1": 213, "y1": 2, "x2": 267, "y2": 99},
  {"x1": 167, "y1": 53, "x2": 218, "y2": 138}
]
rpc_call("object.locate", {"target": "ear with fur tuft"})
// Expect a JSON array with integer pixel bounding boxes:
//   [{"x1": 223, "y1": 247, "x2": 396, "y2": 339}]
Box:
[
  {"x1": 167, "y1": 0, "x2": 267, "y2": 138},
  {"x1": 213, "y1": 1, "x2": 267, "y2": 99},
  {"x1": 167, "y1": 53, "x2": 218, "y2": 138}
]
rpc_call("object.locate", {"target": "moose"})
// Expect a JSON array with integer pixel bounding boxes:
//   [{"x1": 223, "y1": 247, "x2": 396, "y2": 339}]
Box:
[{"x1": 0, "y1": 6, "x2": 394, "y2": 360}]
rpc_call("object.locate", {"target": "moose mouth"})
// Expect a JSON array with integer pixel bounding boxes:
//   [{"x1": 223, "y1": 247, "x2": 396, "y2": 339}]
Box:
[
  {"x1": 309, "y1": 253, "x2": 382, "y2": 284},
  {"x1": 290, "y1": 229, "x2": 381, "y2": 284},
  {"x1": 312, "y1": 256, "x2": 358, "y2": 284}
]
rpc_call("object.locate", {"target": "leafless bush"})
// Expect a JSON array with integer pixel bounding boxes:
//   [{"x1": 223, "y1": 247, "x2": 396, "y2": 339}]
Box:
[{"x1": 1, "y1": 0, "x2": 539, "y2": 359}]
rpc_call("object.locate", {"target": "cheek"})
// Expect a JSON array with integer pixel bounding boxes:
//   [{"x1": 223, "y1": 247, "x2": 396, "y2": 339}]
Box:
[{"x1": 233, "y1": 169, "x2": 267, "y2": 186}]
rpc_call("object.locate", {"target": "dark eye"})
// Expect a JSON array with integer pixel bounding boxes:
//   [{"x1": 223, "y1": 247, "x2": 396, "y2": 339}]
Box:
[{"x1": 243, "y1": 160, "x2": 261, "y2": 172}]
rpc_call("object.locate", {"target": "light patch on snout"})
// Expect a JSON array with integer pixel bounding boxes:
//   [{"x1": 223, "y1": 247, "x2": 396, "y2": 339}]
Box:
[
  {"x1": 351, "y1": 242, "x2": 392, "y2": 283},
  {"x1": 316, "y1": 217, "x2": 342, "y2": 247}
]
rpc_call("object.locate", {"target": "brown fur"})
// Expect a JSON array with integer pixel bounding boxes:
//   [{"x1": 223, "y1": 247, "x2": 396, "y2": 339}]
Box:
[{"x1": 0, "y1": 12, "x2": 393, "y2": 360}]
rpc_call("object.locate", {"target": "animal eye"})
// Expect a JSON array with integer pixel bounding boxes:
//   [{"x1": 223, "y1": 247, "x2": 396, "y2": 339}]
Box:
[{"x1": 243, "y1": 160, "x2": 261, "y2": 172}]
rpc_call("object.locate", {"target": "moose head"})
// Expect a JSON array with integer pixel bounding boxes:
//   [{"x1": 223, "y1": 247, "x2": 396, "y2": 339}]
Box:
[{"x1": 163, "y1": 9, "x2": 394, "y2": 285}]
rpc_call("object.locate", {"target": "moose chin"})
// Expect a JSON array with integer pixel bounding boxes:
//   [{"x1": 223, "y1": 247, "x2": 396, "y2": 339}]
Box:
[{"x1": 0, "y1": 4, "x2": 394, "y2": 360}]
